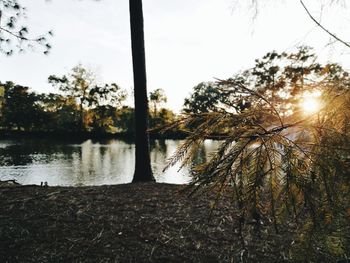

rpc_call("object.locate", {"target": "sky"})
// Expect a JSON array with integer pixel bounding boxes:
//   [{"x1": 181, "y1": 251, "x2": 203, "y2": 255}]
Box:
[{"x1": 0, "y1": 0, "x2": 350, "y2": 112}]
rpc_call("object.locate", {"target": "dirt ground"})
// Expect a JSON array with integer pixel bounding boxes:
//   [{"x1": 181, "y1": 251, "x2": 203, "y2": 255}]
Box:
[
  {"x1": 0, "y1": 183, "x2": 251, "y2": 263},
  {"x1": 0, "y1": 182, "x2": 305, "y2": 262}
]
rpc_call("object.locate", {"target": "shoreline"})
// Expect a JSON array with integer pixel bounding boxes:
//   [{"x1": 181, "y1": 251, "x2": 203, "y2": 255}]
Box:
[
  {"x1": 0, "y1": 130, "x2": 188, "y2": 141},
  {"x1": 0, "y1": 130, "x2": 228, "y2": 141}
]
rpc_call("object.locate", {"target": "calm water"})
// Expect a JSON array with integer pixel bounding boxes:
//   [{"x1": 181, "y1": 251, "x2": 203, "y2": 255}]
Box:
[{"x1": 0, "y1": 138, "x2": 219, "y2": 186}]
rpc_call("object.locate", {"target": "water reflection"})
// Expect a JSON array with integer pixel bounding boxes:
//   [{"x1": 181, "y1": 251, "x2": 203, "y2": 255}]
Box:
[{"x1": 0, "y1": 138, "x2": 219, "y2": 186}]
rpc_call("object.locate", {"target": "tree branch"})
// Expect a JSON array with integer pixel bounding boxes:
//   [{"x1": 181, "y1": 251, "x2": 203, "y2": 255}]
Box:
[
  {"x1": 0, "y1": 26, "x2": 28, "y2": 41},
  {"x1": 300, "y1": 0, "x2": 350, "y2": 49}
]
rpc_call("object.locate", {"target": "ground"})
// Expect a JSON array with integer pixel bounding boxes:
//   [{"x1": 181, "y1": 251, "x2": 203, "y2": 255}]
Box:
[
  {"x1": 0, "y1": 183, "x2": 247, "y2": 263},
  {"x1": 0, "y1": 182, "x2": 304, "y2": 262}
]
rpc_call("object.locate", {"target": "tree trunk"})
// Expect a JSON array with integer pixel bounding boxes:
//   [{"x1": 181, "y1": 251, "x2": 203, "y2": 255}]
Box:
[
  {"x1": 79, "y1": 102, "x2": 84, "y2": 132},
  {"x1": 129, "y1": 0, "x2": 155, "y2": 182}
]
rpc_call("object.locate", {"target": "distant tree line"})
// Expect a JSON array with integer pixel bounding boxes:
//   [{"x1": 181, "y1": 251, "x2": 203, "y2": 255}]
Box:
[{"x1": 0, "y1": 65, "x2": 179, "y2": 137}]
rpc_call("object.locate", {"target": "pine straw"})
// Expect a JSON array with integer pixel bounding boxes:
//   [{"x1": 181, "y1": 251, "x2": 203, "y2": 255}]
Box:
[{"x1": 0, "y1": 183, "x2": 290, "y2": 262}]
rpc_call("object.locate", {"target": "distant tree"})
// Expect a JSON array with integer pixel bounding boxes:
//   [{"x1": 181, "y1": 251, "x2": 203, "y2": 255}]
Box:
[
  {"x1": 35, "y1": 93, "x2": 81, "y2": 132},
  {"x1": 115, "y1": 105, "x2": 178, "y2": 137},
  {"x1": 0, "y1": 81, "x2": 40, "y2": 130},
  {"x1": 149, "y1": 108, "x2": 176, "y2": 132},
  {"x1": 149, "y1": 88, "x2": 171, "y2": 130},
  {"x1": 0, "y1": 0, "x2": 52, "y2": 55},
  {"x1": 48, "y1": 65, "x2": 126, "y2": 132},
  {"x1": 55, "y1": 99, "x2": 81, "y2": 132},
  {"x1": 183, "y1": 82, "x2": 225, "y2": 114},
  {"x1": 129, "y1": 0, "x2": 154, "y2": 182},
  {"x1": 90, "y1": 105, "x2": 118, "y2": 133},
  {"x1": 115, "y1": 106, "x2": 135, "y2": 135},
  {"x1": 48, "y1": 65, "x2": 95, "y2": 131},
  {"x1": 183, "y1": 79, "x2": 254, "y2": 114},
  {"x1": 89, "y1": 83, "x2": 127, "y2": 133},
  {"x1": 149, "y1": 88, "x2": 167, "y2": 116}
]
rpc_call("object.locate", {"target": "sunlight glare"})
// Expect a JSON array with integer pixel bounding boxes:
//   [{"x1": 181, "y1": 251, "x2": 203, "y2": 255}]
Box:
[{"x1": 300, "y1": 91, "x2": 321, "y2": 115}]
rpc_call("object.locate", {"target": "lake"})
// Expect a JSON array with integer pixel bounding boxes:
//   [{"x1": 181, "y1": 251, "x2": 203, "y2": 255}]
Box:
[{"x1": 0, "y1": 138, "x2": 219, "y2": 186}]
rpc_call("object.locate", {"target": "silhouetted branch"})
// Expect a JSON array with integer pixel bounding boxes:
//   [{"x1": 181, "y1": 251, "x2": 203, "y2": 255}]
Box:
[
  {"x1": 300, "y1": 0, "x2": 350, "y2": 49},
  {"x1": 0, "y1": 0, "x2": 52, "y2": 55},
  {"x1": 0, "y1": 25, "x2": 29, "y2": 41}
]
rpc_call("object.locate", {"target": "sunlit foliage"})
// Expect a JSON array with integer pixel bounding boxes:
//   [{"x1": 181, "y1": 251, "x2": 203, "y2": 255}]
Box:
[{"x1": 168, "y1": 47, "x2": 350, "y2": 261}]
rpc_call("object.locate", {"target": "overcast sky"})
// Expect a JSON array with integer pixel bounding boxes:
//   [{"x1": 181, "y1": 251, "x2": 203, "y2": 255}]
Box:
[{"x1": 1, "y1": 0, "x2": 349, "y2": 111}]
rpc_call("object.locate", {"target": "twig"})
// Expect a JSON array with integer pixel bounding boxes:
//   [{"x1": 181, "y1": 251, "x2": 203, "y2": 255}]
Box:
[{"x1": 300, "y1": 0, "x2": 350, "y2": 49}]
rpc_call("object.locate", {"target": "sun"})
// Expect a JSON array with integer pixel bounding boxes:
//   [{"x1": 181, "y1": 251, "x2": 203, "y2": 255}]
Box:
[{"x1": 300, "y1": 91, "x2": 322, "y2": 115}]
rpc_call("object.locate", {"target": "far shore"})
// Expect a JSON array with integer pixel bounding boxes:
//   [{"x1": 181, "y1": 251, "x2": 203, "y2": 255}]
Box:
[
  {"x1": 0, "y1": 130, "x2": 228, "y2": 141},
  {"x1": 0, "y1": 129, "x2": 188, "y2": 141}
]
